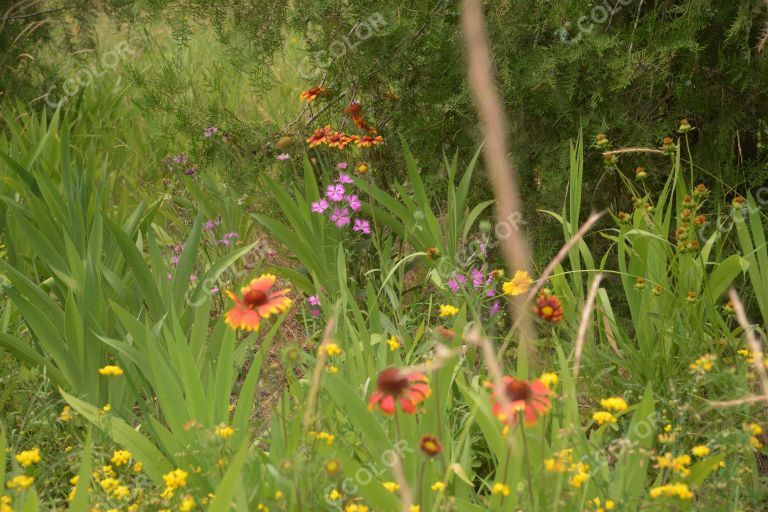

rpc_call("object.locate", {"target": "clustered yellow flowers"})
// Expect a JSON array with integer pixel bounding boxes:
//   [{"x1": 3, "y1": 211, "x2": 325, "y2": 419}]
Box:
[
  {"x1": 649, "y1": 482, "x2": 693, "y2": 500},
  {"x1": 345, "y1": 503, "x2": 369, "y2": 512},
  {"x1": 656, "y1": 452, "x2": 692, "y2": 476},
  {"x1": 691, "y1": 445, "x2": 710, "y2": 457},
  {"x1": 321, "y1": 343, "x2": 343, "y2": 356},
  {"x1": 431, "y1": 481, "x2": 446, "y2": 492},
  {"x1": 161, "y1": 468, "x2": 188, "y2": 499},
  {"x1": 588, "y1": 497, "x2": 615, "y2": 511},
  {"x1": 502, "y1": 270, "x2": 533, "y2": 296},
  {"x1": 689, "y1": 354, "x2": 716, "y2": 375},
  {"x1": 59, "y1": 405, "x2": 73, "y2": 422},
  {"x1": 439, "y1": 304, "x2": 459, "y2": 317},
  {"x1": 111, "y1": 449, "x2": 132, "y2": 466},
  {"x1": 382, "y1": 481, "x2": 400, "y2": 492},
  {"x1": 539, "y1": 372, "x2": 558, "y2": 389},
  {"x1": 592, "y1": 396, "x2": 628, "y2": 426},
  {"x1": 98, "y1": 365, "x2": 124, "y2": 376},
  {"x1": 6, "y1": 475, "x2": 34, "y2": 491},
  {"x1": 543, "y1": 449, "x2": 590, "y2": 488},
  {"x1": 308, "y1": 431, "x2": 335, "y2": 446},
  {"x1": 180, "y1": 495, "x2": 196, "y2": 511},
  {"x1": 491, "y1": 483, "x2": 510, "y2": 496},
  {"x1": 15, "y1": 448, "x2": 41, "y2": 468},
  {"x1": 747, "y1": 423, "x2": 763, "y2": 449},
  {"x1": 386, "y1": 335, "x2": 400, "y2": 351},
  {"x1": 215, "y1": 425, "x2": 235, "y2": 439},
  {"x1": 569, "y1": 462, "x2": 590, "y2": 488}
]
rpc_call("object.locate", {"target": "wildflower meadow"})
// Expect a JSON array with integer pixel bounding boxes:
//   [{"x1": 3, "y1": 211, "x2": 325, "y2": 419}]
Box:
[{"x1": 1, "y1": 1, "x2": 768, "y2": 511}]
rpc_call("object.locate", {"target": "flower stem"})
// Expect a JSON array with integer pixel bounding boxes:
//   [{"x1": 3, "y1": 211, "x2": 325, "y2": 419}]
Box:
[{"x1": 520, "y1": 413, "x2": 536, "y2": 508}]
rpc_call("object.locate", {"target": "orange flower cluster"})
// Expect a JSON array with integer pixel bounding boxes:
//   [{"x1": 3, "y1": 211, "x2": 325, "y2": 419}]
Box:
[{"x1": 305, "y1": 125, "x2": 383, "y2": 149}]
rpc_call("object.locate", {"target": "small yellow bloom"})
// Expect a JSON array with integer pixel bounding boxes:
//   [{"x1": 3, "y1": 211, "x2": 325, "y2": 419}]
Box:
[
  {"x1": 162, "y1": 468, "x2": 188, "y2": 490},
  {"x1": 439, "y1": 304, "x2": 459, "y2": 317},
  {"x1": 431, "y1": 481, "x2": 446, "y2": 491},
  {"x1": 539, "y1": 372, "x2": 558, "y2": 389},
  {"x1": 502, "y1": 270, "x2": 533, "y2": 296},
  {"x1": 15, "y1": 448, "x2": 41, "y2": 467},
  {"x1": 691, "y1": 445, "x2": 710, "y2": 457},
  {"x1": 180, "y1": 495, "x2": 195, "y2": 511},
  {"x1": 6, "y1": 475, "x2": 34, "y2": 490},
  {"x1": 100, "y1": 403, "x2": 111, "y2": 414},
  {"x1": 275, "y1": 490, "x2": 284, "y2": 499},
  {"x1": 326, "y1": 365, "x2": 339, "y2": 374},
  {"x1": 111, "y1": 450, "x2": 132, "y2": 466},
  {"x1": 59, "y1": 406, "x2": 73, "y2": 422},
  {"x1": 345, "y1": 504, "x2": 369, "y2": 512},
  {"x1": 383, "y1": 481, "x2": 400, "y2": 492},
  {"x1": 650, "y1": 482, "x2": 693, "y2": 500},
  {"x1": 322, "y1": 343, "x2": 343, "y2": 356},
  {"x1": 98, "y1": 365, "x2": 124, "y2": 376},
  {"x1": 748, "y1": 423, "x2": 762, "y2": 436},
  {"x1": 386, "y1": 336, "x2": 400, "y2": 351},
  {"x1": 409, "y1": 506, "x2": 420, "y2": 512},
  {"x1": 215, "y1": 425, "x2": 235, "y2": 439},
  {"x1": 328, "y1": 489, "x2": 341, "y2": 501},
  {"x1": 113, "y1": 485, "x2": 130, "y2": 500},
  {"x1": 99, "y1": 477, "x2": 119, "y2": 493},
  {"x1": 133, "y1": 462, "x2": 143, "y2": 473},
  {"x1": 599, "y1": 397, "x2": 628, "y2": 412},
  {"x1": 592, "y1": 411, "x2": 617, "y2": 426},
  {"x1": 491, "y1": 483, "x2": 510, "y2": 496}
]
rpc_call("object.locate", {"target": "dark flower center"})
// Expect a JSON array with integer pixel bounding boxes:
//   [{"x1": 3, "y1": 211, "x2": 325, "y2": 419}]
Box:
[
  {"x1": 243, "y1": 289, "x2": 268, "y2": 307},
  {"x1": 377, "y1": 367, "x2": 409, "y2": 396},
  {"x1": 504, "y1": 379, "x2": 532, "y2": 402}
]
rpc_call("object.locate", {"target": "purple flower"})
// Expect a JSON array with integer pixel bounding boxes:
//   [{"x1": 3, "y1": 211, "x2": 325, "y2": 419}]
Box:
[
  {"x1": 310, "y1": 308, "x2": 321, "y2": 317},
  {"x1": 171, "y1": 255, "x2": 180, "y2": 266},
  {"x1": 330, "y1": 207, "x2": 351, "y2": 227},
  {"x1": 448, "y1": 273, "x2": 467, "y2": 293},
  {"x1": 204, "y1": 126, "x2": 219, "y2": 138},
  {"x1": 203, "y1": 219, "x2": 221, "y2": 231},
  {"x1": 172, "y1": 154, "x2": 188, "y2": 164},
  {"x1": 346, "y1": 194, "x2": 362, "y2": 211},
  {"x1": 276, "y1": 153, "x2": 290, "y2": 161},
  {"x1": 308, "y1": 295, "x2": 321, "y2": 306},
  {"x1": 336, "y1": 173, "x2": 353, "y2": 184},
  {"x1": 210, "y1": 287, "x2": 220, "y2": 295},
  {"x1": 184, "y1": 167, "x2": 197, "y2": 176},
  {"x1": 489, "y1": 301, "x2": 501, "y2": 316},
  {"x1": 326, "y1": 184, "x2": 346, "y2": 202},
  {"x1": 311, "y1": 199, "x2": 330, "y2": 213},
  {"x1": 223, "y1": 232, "x2": 239, "y2": 240},
  {"x1": 471, "y1": 269, "x2": 484, "y2": 288},
  {"x1": 337, "y1": 162, "x2": 348, "y2": 169},
  {"x1": 353, "y1": 218, "x2": 371, "y2": 234}
]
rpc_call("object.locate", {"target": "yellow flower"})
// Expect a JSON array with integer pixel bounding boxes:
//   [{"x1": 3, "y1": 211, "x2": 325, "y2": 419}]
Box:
[
  {"x1": 113, "y1": 485, "x2": 130, "y2": 500},
  {"x1": 274, "y1": 491, "x2": 284, "y2": 499},
  {"x1": 439, "y1": 304, "x2": 459, "y2": 317},
  {"x1": 99, "y1": 477, "x2": 119, "y2": 493},
  {"x1": 431, "y1": 481, "x2": 446, "y2": 492},
  {"x1": 590, "y1": 498, "x2": 615, "y2": 511},
  {"x1": 409, "y1": 506, "x2": 421, "y2": 512},
  {"x1": 502, "y1": 270, "x2": 533, "y2": 296},
  {"x1": 539, "y1": 372, "x2": 558, "y2": 389},
  {"x1": 322, "y1": 343, "x2": 343, "y2": 356},
  {"x1": 326, "y1": 365, "x2": 339, "y2": 374},
  {"x1": 491, "y1": 483, "x2": 510, "y2": 496},
  {"x1": 180, "y1": 496, "x2": 195, "y2": 512},
  {"x1": 133, "y1": 462, "x2": 143, "y2": 473},
  {"x1": 162, "y1": 468, "x2": 188, "y2": 490},
  {"x1": 311, "y1": 431, "x2": 335, "y2": 446},
  {"x1": 110, "y1": 450, "x2": 132, "y2": 466},
  {"x1": 691, "y1": 445, "x2": 710, "y2": 457},
  {"x1": 345, "y1": 504, "x2": 369, "y2": 512},
  {"x1": 569, "y1": 464, "x2": 590, "y2": 488},
  {"x1": 748, "y1": 423, "x2": 762, "y2": 436},
  {"x1": 750, "y1": 436, "x2": 763, "y2": 449},
  {"x1": 6, "y1": 475, "x2": 34, "y2": 490},
  {"x1": 689, "y1": 354, "x2": 716, "y2": 374},
  {"x1": 98, "y1": 365, "x2": 124, "y2": 376},
  {"x1": 655, "y1": 453, "x2": 692, "y2": 476},
  {"x1": 257, "y1": 504, "x2": 270, "y2": 512},
  {"x1": 100, "y1": 403, "x2": 111, "y2": 414},
  {"x1": 650, "y1": 482, "x2": 693, "y2": 500},
  {"x1": 386, "y1": 336, "x2": 400, "y2": 351},
  {"x1": 59, "y1": 406, "x2": 73, "y2": 422},
  {"x1": 1, "y1": 496, "x2": 13, "y2": 512},
  {"x1": 215, "y1": 425, "x2": 235, "y2": 439},
  {"x1": 592, "y1": 411, "x2": 617, "y2": 426},
  {"x1": 328, "y1": 489, "x2": 342, "y2": 501},
  {"x1": 599, "y1": 397, "x2": 628, "y2": 412},
  {"x1": 15, "y1": 448, "x2": 41, "y2": 467},
  {"x1": 383, "y1": 481, "x2": 400, "y2": 492}
]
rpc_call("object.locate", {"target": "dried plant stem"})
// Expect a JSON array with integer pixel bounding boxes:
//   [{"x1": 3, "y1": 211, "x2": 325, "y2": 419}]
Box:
[
  {"x1": 602, "y1": 147, "x2": 666, "y2": 156},
  {"x1": 728, "y1": 289, "x2": 768, "y2": 407},
  {"x1": 573, "y1": 274, "x2": 604, "y2": 379},
  {"x1": 461, "y1": 0, "x2": 535, "y2": 359},
  {"x1": 302, "y1": 317, "x2": 336, "y2": 433}
]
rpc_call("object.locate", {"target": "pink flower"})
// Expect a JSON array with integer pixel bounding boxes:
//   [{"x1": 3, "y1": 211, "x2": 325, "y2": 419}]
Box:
[
  {"x1": 353, "y1": 218, "x2": 371, "y2": 234},
  {"x1": 337, "y1": 162, "x2": 348, "y2": 169},
  {"x1": 489, "y1": 301, "x2": 501, "y2": 316},
  {"x1": 336, "y1": 173, "x2": 353, "y2": 184},
  {"x1": 204, "y1": 126, "x2": 219, "y2": 137},
  {"x1": 326, "y1": 184, "x2": 346, "y2": 202},
  {"x1": 471, "y1": 269, "x2": 484, "y2": 288},
  {"x1": 311, "y1": 199, "x2": 330, "y2": 213},
  {"x1": 308, "y1": 295, "x2": 321, "y2": 306},
  {"x1": 448, "y1": 274, "x2": 466, "y2": 293},
  {"x1": 276, "y1": 153, "x2": 290, "y2": 161},
  {"x1": 346, "y1": 194, "x2": 362, "y2": 211},
  {"x1": 331, "y1": 207, "x2": 351, "y2": 227}
]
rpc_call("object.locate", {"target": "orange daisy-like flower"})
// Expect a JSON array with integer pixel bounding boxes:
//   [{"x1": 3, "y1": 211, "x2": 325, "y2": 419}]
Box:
[
  {"x1": 327, "y1": 131, "x2": 351, "y2": 149},
  {"x1": 224, "y1": 274, "x2": 292, "y2": 331},
  {"x1": 306, "y1": 126, "x2": 331, "y2": 147},
  {"x1": 532, "y1": 290, "x2": 564, "y2": 323},
  {"x1": 491, "y1": 376, "x2": 553, "y2": 426},
  {"x1": 299, "y1": 86, "x2": 327, "y2": 102},
  {"x1": 368, "y1": 367, "x2": 431, "y2": 415},
  {"x1": 355, "y1": 135, "x2": 384, "y2": 148}
]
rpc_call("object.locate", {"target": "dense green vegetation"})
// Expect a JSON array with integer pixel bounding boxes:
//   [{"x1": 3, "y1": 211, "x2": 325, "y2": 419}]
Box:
[{"x1": 0, "y1": 2, "x2": 767, "y2": 511}]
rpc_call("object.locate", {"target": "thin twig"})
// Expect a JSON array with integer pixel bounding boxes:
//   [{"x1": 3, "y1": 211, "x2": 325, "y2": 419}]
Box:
[
  {"x1": 729, "y1": 289, "x2": 768, "y2": 407},
  {"x1": 573, "y1": 274, "x2": 604, "y2": 379},
  {"x1": 302, "y1": 317, "x2": 336, "y2": 432},
  {"x1": 602, "y1": 147, "x2": 666, "y2": 156}
]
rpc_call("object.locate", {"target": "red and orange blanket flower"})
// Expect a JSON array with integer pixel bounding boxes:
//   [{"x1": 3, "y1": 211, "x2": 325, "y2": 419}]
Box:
[{"x1": 224, "y1": 274, "x2": 292, "y2": 332}]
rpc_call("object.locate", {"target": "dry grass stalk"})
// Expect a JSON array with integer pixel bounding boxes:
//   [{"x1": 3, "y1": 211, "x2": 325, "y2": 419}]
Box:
[
  {"x1": 573, "y1": 274, "x2": 604, "y2": 379},
  {"x1": 728, "y1": 289, "x2": 768, "y2": 407},
  {"x1": 302, "y1": 317, "x2": 336, "y2": 433},
  {"x1": 602, "y1": 147, "x2": 666, "y2": 156},
  {"x1": 461, "y1": 0, "x2": 535, "y2": 359}
]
